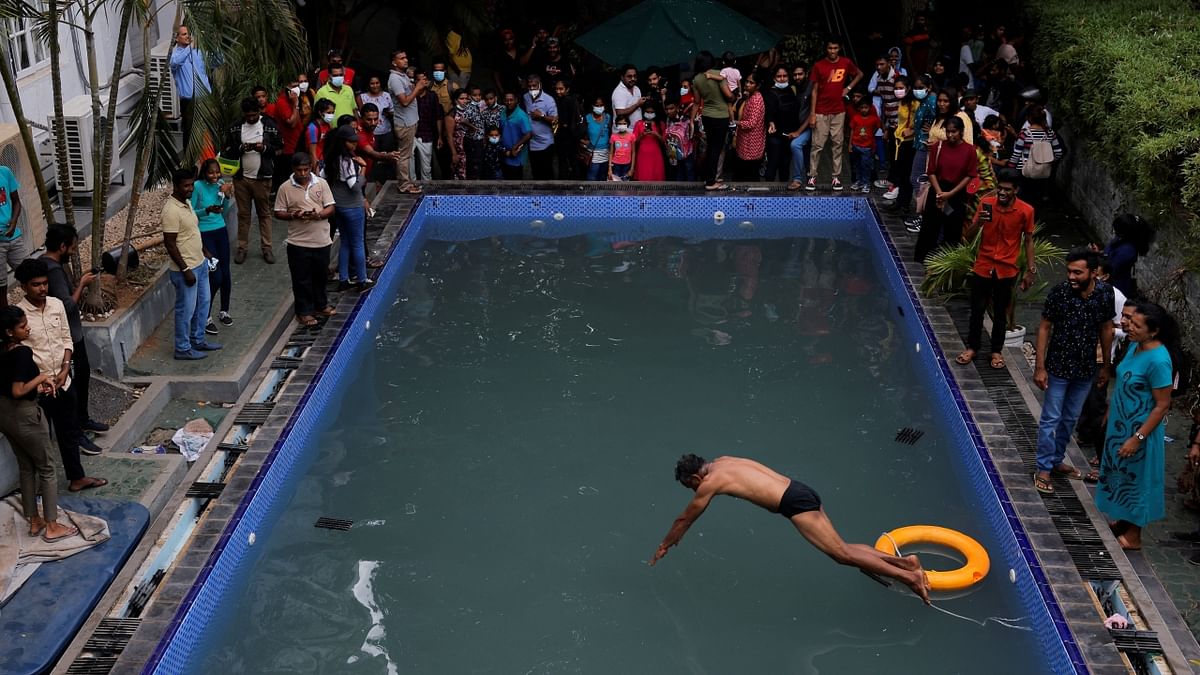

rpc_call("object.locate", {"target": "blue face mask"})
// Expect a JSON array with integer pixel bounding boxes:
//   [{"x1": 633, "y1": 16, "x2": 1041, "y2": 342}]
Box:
[
  {"x1": 330, "y1": 76, "x2": 345, "y2": 88},
  {"x1": 433, "y1": 71, "x2": 446, "y2": 82},
  {"x1": 913, "y1": 89, "x2": 928, "y2": 100}
]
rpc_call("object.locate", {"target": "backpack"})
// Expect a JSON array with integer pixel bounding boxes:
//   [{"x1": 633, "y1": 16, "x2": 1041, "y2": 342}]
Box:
[{"x1": 1022, "y1": 135, "x2": 1055, "y2": 179}]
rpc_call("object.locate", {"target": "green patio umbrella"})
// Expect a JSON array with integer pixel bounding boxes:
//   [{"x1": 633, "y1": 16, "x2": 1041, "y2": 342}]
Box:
[{"x1": 575, "y1": 0, "x2": 779, "y2": 69}]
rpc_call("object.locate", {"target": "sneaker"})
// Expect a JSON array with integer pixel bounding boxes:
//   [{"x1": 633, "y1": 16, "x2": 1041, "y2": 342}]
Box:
[
  {"x1": 904, "y1": 215, "x2": 923, "y2": 233},
  {"x1": 174, "y1": 349, "x2": 207, "y2": 360},
  {"x1": 883, "y1": 187, "x2": 900, "y2": 200},
  {"x1": 860, "y1": 184, "x2": 871, "y2": 194},
  {"x1": 805, "y1": 177, "x2": 817, "y2": 191},
  {"x1": 205, "y1": 320, "x2": 219, "y2": 335},
  {"x1": 79, "y1": 436, "x2": 103, "y2": 456},
  {"x1": 83, "y1": 419, "x2": 110, "y2": 433},
  {"x1": 831, "y1": 178, "x2": 843, "y2": 192},
  {"x1": 356, "y1": 278, "x2": 375, "y2": 292},
  {"x1": 194, "y1": 341, "x2": 223, "y2": 351},
  {"x1": 848, "y1": 181, "x2": 861, "y2": 192},
  {"x1": 873, "y1": 179, "x2": 891, "y2": 189},
  {"x1": 219, "y1": 311, "x2": 233, "y2": 327}
]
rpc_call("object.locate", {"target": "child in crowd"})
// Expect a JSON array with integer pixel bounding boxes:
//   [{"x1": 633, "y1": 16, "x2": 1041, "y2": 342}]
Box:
[
  {"x1": 665, "y1": 100, "x2": 696, "y2": 182},
  {"x1": 848, "y1": 97, "x2": 881, "y2": 192},
  {"x1": 608, "y1": 115, "x2": 635, "y2": 180},
  {"x1": 480, "y1": 127, "x2": 506, "y2": 179},
  {"x1": 719, "y1": 51, "x2": 742, "y2": 98}
]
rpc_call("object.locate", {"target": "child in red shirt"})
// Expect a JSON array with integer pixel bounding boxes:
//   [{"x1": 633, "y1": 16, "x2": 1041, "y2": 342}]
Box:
[{"x1": 847, "y1": 98, "x2": 881, "y2": 192}]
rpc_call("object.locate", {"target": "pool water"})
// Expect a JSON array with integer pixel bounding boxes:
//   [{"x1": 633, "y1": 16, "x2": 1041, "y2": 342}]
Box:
[{"x1": 192, "y1": 232, "x2": 1047, "y2": 674}]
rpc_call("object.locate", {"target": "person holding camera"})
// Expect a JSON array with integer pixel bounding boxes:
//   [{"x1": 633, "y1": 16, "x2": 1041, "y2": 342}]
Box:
[
  {"x1": 162, "y1": 168, "x2": 221, "y2": 360},
  {"x1": 191, "y1": 158, "x2": 235, "y2": 335}
]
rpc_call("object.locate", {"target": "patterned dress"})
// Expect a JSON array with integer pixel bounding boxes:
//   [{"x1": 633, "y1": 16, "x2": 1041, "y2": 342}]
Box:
[
  {"x1": 450, "y1": 106, "x2": 469, "y2": 180},
  {"x1": 1095, "y1": 343, "x2": 1173, "y2": 527}
]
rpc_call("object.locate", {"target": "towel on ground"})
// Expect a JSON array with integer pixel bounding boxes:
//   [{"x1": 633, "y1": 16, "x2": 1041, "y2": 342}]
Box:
[{"x1": 0, "y1": 495, "x2": 110, "y2": 604}]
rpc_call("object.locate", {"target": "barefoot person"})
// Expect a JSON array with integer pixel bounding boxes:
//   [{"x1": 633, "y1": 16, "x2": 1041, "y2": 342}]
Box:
[{"x1": 650, "y1": 454, "x2": 931, "y2": 604}]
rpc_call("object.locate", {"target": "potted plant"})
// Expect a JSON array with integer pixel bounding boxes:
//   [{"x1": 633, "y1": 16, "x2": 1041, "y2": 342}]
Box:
[{"x1": 920, "y1": 224, "x2": 1066, "y2": 342}]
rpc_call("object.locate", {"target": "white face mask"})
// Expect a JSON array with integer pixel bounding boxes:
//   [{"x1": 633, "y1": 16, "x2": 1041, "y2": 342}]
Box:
[
  {"x1": 528, "y1": 87, "x2": 541, "y2": 98},
  {"x1": 774, "y1": 81, "x2": 789, "y2": 89},
  {"x1": 592, "y1": 106, "x2": 605, "y2": 115},
  {"x1": 298, "y1": 81, "x2": 309, "y2": 92},
  {"x1": 488, "y1": 136, "x2": 500, "y2": 145},
  {"x1": 616, "y1": 124, "x2": 629, "y2": 133},
  {"x1": 322, "y1": 113, "x2": 334, "y2": 124},
  {"x1": 894, "y1": 88, "x2": 907, "y2": 98},
  {"x1": 330, "y1": 76, "x2": 345, "y2": 88},
  {"x1": 289, "y1": 86, "x2": 301, "y2": 96},
  {"x1": 643, "y1": 112, "x2": 656, "y2": 120},
  {"x1": 680, "y1": 87, "x2": 689, "y2": 97}
]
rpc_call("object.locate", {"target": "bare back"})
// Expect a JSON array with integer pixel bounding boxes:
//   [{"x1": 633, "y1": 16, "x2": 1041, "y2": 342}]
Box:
[{"x1": 702, "y1": 456, "x2": 793, "y2": 512}]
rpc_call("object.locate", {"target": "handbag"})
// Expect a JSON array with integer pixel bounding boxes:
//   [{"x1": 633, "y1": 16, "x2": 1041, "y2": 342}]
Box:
[{"x1": 915, "y1": 142, "x2": 945, "y2": 213}]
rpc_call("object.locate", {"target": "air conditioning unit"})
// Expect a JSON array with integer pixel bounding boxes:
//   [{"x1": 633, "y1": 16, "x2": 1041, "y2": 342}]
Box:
[
  {"x1": 0, "y1": 124, "x2": 48, "y2": 252},
  {"x1": 47, "y1": 95, "x2": 105, "y2": 193},
  {"x1": 149, "y1": 40, "x2": 180, "y2": 119}
]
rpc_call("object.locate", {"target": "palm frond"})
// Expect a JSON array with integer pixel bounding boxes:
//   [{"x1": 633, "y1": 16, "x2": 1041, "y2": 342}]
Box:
[{"x1": 919, "y1": 222, "x2": 1067, "y2": 299}]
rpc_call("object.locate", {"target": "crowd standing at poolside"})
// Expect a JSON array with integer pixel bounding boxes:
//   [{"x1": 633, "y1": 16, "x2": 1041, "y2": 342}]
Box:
[{"x1": 0, "y1": 7, "x2": 1195, "y2": 573}]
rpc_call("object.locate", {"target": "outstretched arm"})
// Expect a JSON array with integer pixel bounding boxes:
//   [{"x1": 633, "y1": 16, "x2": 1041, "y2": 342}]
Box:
[{"x1": 650, "y1": 487, "x2": 716, "y2": 566}]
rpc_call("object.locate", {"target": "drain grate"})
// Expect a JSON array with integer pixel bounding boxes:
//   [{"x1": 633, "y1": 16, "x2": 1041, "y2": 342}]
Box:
[
  {"x1": 1109, "y1": 628, "x2": 1163, "y2": 654},
  {"x1": 185, "y1": 482, "x2": 225, "y2": 499},
  {"x1": 315, "y1": 517, "x2": 354, "y2": 531},
  {"x1": 270, "y1": 356, "x2": 302, "y2": 370},
  {"x1": 83, "y1": 617, "x2": 141, "y2": 653},
  {"x1": 234, "y1": 402, "x2": 275, "y2": 425},
  {"x1": 127, "y1": 569, "x2": 164, "y2": 617},
  {"x1": 285, "y1": 332, "x2": 319, "y2": 348},
  {"x1": 66, "y1": 655, "x2": 118, "y2": 674},
  {"x1": 895, "y1": 427, "x2": 925, "y2": 445}
]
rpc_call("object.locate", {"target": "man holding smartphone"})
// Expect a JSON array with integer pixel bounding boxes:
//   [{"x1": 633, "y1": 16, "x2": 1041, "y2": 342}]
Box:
[
  {"x1": 955, "y1": 170, "x2": 1036, "y2": 370},
  {"x1": 274, "y1": 152, "x2": 337, "y2": 327},
  {"x1": 162, "y1": 168, "x2": 221, "y2": 360}
]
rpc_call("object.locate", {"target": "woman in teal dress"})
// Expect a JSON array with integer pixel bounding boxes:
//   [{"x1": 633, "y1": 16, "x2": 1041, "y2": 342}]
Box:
[{"x1": 1095, "y1": 302, "x2": 1179, "y2": 551}]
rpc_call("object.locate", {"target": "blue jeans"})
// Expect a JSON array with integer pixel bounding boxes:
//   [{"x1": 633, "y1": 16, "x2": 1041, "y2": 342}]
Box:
[
  {"x1": 586, "y1": 161, "x2": 607, "y2": 181},
  {"x1": 851, "y1": 146, "x2": 873, "y2": 185},
  {"x1": 672, "y1": 156, "x2": 696, "y2": 182},
  {"x1": 169, "y1": 260, "x2": 211, "y2": 354},
  {"x1": 335, "y1": 206, "x2": 366, "y2": 283},
  {"x1": 789, "y1": 130, "x2": 812, "y2": 181},
  {"x1": 201, "y1": 227, "x2": 231, "y2": 313},
  {"x1": 1036, "y1": 374, "x2": 1094, "y2": 473}
]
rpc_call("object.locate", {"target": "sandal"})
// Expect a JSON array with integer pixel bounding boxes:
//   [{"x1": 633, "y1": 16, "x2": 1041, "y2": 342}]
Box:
[
  {"x1": 317, "y1": 306, "x2": 337, "y2": 317},
  {"x1": 1033, "y1": 473, "x2": 1054, "y2": 495},
  {"x1": 955, "y1": 349, "x2": 976, "y2": 365},
  {"x1": 1084, "y1": 469, "x2": 1099, "y2": 484},
  {"x1": 990, "y1": 354, "x2": 1006, "y2": 369},
  {"x1": 296, "y1": 315, "x2": 318, "y2": 327},
  {"x1": 1052, "y1": 464, "x2": 1084, "y2": 480},
  {"x1": 1089, "y1": 455, "x2": 1101, "y2": 467},
  {"x1": 68, "y1": 477, "x2": 108, "y2": 492}
]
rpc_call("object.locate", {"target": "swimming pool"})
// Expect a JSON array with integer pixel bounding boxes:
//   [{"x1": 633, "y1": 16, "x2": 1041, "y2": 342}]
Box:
[{"x1": 147, "y1": 195, "x2": 1085, "y2": 673}]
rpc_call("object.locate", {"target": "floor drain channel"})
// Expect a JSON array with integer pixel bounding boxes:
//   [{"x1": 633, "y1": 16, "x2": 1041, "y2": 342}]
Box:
[
  {"x1": 315, "y1": 517, "x2": 354, "y2": 531},
  {"x1": 234, "y1": 402, "x2": 275, "y2": 425},
  {"x1": 1108, "y1": 628, "x2": 1163, "y2": 654},
  {"x1": 66, "y1": 655, "x2": 118, "y2": 674},
  {"x1": 894, "y1": 427, "x2": 924, "y2": 445},
  {"x1": 185, "y1": 482, "x2": 226, "y2": 499},
  {"x1": 270, "y1": 356, "x2": 302, "y2": 370},
  {"x1": 82, "y1": 617, "x2": 141, "y2": 653}
]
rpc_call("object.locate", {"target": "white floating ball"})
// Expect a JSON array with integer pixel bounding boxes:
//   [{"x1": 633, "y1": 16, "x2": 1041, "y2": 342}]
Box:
[
  {"x1": 915, "y1": 343, "x2": 921, "y2": 353},
  {"x1": 553, "y1": 212, "x2": 564, "y2": 221},
  {"x1": 248, "y1": 532, "x2": 256, "y2": 545},
  {"x1": 365, "y1": 320, "x2": 371, "y2": 330},
  {"x1": 713, "y1": 211, "x2": 726, "y2": 223},
  {"x1": 1009, "y1": 568, "x2": 1016, "y2": 583}
]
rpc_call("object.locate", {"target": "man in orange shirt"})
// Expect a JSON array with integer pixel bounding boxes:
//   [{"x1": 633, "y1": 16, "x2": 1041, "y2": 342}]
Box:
[{"x1": 956, "y1": 170, "x2": 1036, "y2": 369}]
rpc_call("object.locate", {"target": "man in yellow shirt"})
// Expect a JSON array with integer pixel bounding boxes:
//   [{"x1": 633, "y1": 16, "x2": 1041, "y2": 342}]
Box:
[
  {"x1": 162, "y1": 168, "x2": 221, "y2": 360},
  {"x1": 316, "y1": 64, "x2": 358, "y2": 120}
]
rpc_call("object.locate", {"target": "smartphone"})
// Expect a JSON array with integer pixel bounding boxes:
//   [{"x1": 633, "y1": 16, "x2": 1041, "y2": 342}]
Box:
[{"x1": 981, "y1": 202, "x2": 994, "y2": 222}]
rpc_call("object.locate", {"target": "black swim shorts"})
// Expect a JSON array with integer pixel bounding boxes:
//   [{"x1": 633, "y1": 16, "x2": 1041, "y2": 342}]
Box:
[{"x1": 777, "y1": 479, "x2": 822, "y2": 518}]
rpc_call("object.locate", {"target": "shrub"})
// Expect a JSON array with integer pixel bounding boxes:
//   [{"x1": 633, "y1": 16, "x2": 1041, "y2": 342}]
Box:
[{"x1": 1023, "y1": 0, "x2": 1200, "y2": 268}]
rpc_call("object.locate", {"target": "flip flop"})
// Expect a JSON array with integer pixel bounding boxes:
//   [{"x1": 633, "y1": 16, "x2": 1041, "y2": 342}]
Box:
[
  {"x1": 1052, "y1": 465, "x2": 1084, "y2": 480},
  {"x1": 68, "y1": 477, "x2": 108, "y2": 492},
  {"x1": 990, "y1": 354, "x2": 1006, "y2": 369},
  {"x1": 43, "y1": 525, "x2": 79, "y2": 543},
  {"x1": 1033, "y1": 473, "x2": 1054, "y2": 494},
  {"x1": 317, "y1": 306, "x2": 337, "y2": 317},
  {"x1": 704, "y1": 183, "x2": 730, "y2": 191},
  {"x1": 296, "y1": 315, "x2": 318, "y2": 327},
  {"x1": 955, "y1": 350, "x2": 976, "y2": 365},
  {"x1": 1084, "y1": 469, "x2": 1099, "y2": 484}
]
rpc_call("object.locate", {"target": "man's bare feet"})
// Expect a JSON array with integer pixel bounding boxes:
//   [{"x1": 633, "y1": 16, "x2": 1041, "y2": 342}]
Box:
[
  {"x1": 895, "y1": 554, "x2": 923, "y2": 572},
  {"x1": 906, "y1": 567, "x2": 933, "y2": 605},
  {"x1": 28, "y1": 516, "x2": 46, "y2": 536},
  {"x1": 43, "y1": 521, "x2": 77, "y2": 542}
]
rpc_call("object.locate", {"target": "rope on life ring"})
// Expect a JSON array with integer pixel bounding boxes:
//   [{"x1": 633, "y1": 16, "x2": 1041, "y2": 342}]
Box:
[{"x1": 874, "y1": 525, "x2": 990, "y2": 592}]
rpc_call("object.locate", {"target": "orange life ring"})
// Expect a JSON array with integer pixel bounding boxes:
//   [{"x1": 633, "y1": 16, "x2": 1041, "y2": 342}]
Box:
[{"x1": 874, "y1": 525, "x2": 990, "y2": 592}]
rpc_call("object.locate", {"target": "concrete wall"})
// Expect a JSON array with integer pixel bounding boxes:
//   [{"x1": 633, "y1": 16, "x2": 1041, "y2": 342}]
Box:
[
  {"x1": 1055, "y1": 124, "x2": 1200, "y2": 356},
  {"x1": 83, "y1": 266, "x2": 172, "y2": 380}
]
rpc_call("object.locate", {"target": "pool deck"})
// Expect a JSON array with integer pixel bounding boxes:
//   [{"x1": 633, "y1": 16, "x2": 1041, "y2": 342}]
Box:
[{"x1": 41, "y1": 181, "x2": 1200, "y2": 675}]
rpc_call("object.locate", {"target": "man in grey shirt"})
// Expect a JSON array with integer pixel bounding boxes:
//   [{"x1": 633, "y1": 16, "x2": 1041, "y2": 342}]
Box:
[{"x1": 388, "y1": 50, "x2": 424, "y2": 194}]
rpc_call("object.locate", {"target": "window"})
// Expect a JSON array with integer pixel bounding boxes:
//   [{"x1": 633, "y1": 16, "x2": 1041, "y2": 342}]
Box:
[{"x1": 6, "y1": 9, "x2": 49, "y2": 76}]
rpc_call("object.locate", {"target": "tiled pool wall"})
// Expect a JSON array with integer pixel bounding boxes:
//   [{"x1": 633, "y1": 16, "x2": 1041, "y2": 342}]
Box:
[{"x1": 146, "y1": 195, "x2": 1082, "y2": 674}]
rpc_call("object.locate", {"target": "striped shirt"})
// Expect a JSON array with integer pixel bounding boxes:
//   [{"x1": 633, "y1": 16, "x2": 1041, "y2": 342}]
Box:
[{"x1": 1008, "y1": 127, "x2": 1063, "y2": 171}]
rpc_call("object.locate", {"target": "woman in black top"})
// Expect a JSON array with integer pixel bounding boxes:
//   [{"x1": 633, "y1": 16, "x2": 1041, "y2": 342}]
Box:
[
  {"x1": 763, "y1": 65, "x2": 801, "y2": 183},
  {"x1": 0, "y1": 306, "x2": 75, "y2": 541}
]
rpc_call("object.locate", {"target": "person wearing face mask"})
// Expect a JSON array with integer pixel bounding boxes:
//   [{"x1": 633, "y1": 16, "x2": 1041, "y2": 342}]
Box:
[
  {"x1": 429, "y1": 61, "x2": 455, "y2": 115},
  {"x1": 632, "y1": 100, "x2": 667, "y2": 181},
  {"x1": 322, "y1": 125, "x2": 372, "y2": 292},
  {"x1": 664, "y1": 99, "x2": 696, "y2": 181},
  {"x1": 608, "y1": 115, "x2": 635, "y2": 181},
  {"x1": 553, "y1": 79, "x2": 582, "y2": 180},
  {"x1": 522, "y1": 75, "x2": 559, "y2": 180},
  {"x1": 902, "y1": 74, "x2": 938, "y2": 231},
  {"x1": 585, "y1": 97, "x2": 612, "y2": 181},
  {"x1": 318, "y1": 49, "x2": 356, "y2": 87},
  {"x1": 266, "y1": 77, "x2": 308, "y2": 190},
  {"x1": 223, "y1": 98, "x2": 282, "y2": 265},
  {"x1": 306, "y1": 99, "x2": 336, "y2": 173},
  {"x1": 763, "y1": 65, "x2": 800, "y2": 183},
  {"x1": 883, "y1": 76, "x2": 916, "y2": 203},
  {"x1": 480, "y1": 127, "x2": 507, "y2": 179},
  {"x1": 316, "y1": 64, "x2": 358, "y2": 120}
]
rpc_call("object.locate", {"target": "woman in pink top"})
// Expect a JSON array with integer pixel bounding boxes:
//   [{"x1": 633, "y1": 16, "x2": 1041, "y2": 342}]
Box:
[
  {"x1": 732, "y1": 70, "x2": 766, "y2": 181},
  {"x1": 632, "y1": 100, "x2": 667, "y2": 181}
]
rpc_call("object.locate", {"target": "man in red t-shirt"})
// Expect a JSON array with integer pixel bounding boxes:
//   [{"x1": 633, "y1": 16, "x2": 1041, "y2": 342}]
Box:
[
  {"x1": 265, "y1": 78, "x2": 305, "y2": 190},
  {"x1": 956, "y1": 170, "x2": 1036, "y2": 369},
  {"x1": 806, "y1": 36, "x2": 861, "y2": 191}
]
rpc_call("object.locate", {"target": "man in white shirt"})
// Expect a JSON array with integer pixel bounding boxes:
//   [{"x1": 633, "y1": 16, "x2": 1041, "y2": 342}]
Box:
[
  {"x1": 14, "y1": 258, "x2": 107, "y2": 492},
  {"x1": 961, "y1": 89, "x2": 998, "y2": 126},
  {"x1": 611, "y1": 65, "x2": 647, "y2": 126},
  {"x1": 223, "y1": 98, "x2": 281, "y2": 264},
  {"x1": 274, "y1": 152, "x2": 338, "y2": 326}
]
